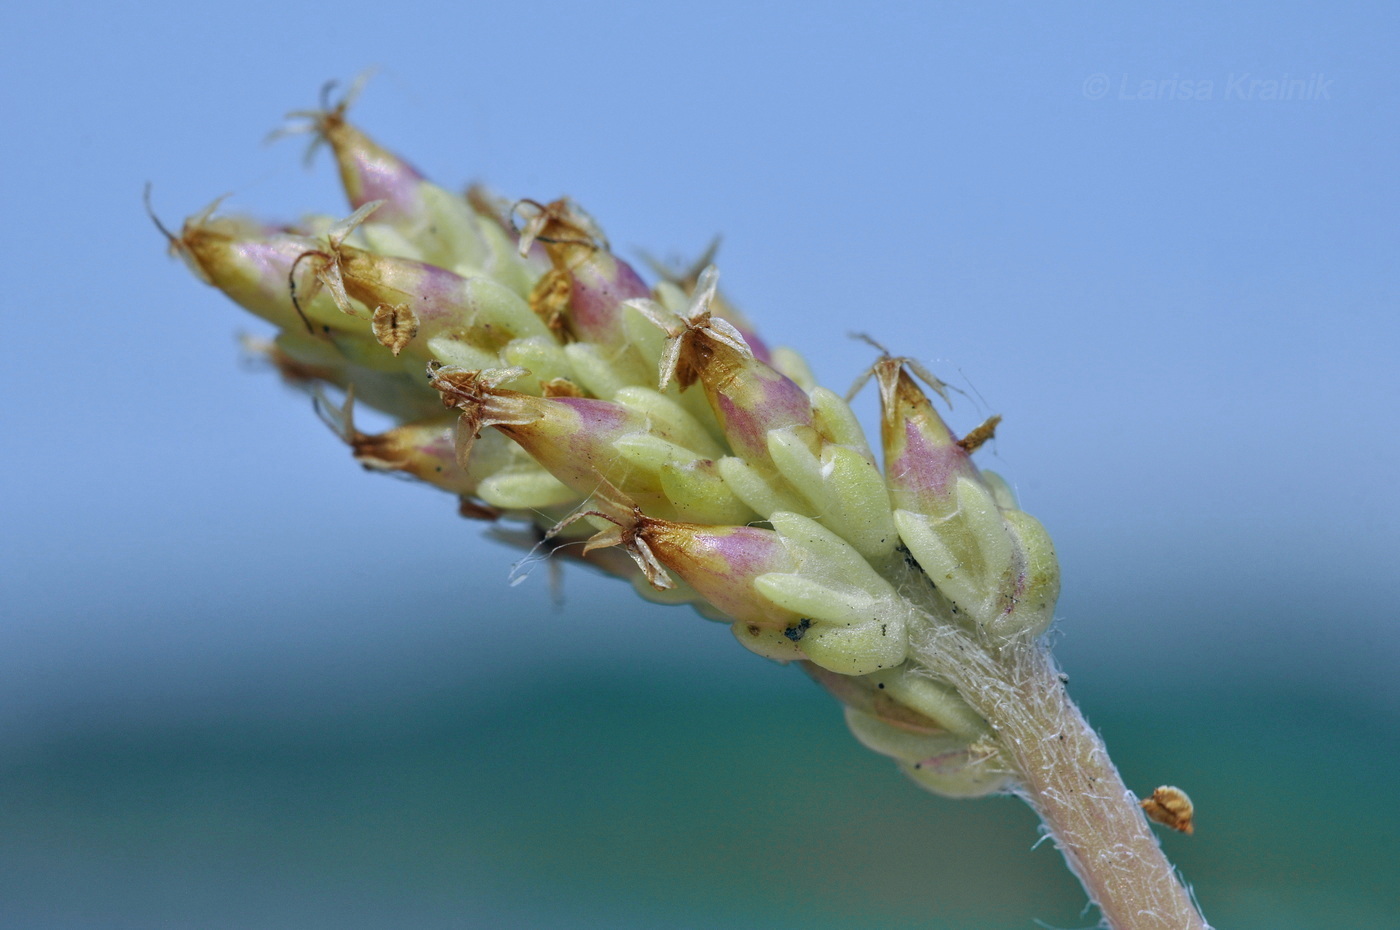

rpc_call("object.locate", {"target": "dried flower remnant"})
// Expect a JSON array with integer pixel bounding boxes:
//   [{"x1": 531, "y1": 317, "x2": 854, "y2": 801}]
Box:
[
  {"x1": 1142, "y1": 785, "x2": 1197, "y2": 835},
  {"x1": 162, "y1": 84, "x2": 1211, "y2": 930}
]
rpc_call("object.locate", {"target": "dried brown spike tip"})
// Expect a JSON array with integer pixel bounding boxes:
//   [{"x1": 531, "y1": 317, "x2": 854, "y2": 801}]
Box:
[
  {"x1": 1141, "y1": 785, "x2": 1195, "y2": 835},
  {"x1": 274, "y1": 71, "x2": 377, "y2": 171}
]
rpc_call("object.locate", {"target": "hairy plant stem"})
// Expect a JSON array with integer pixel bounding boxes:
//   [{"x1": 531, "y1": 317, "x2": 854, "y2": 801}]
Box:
[{"x1": 908, "y1": 629, "x2": 1209, "y2": 930}]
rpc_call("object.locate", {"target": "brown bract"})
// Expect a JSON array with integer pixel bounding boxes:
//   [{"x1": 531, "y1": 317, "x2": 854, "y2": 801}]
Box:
[
  {"x1": 855, "y1": 351, "x2": 1000, "y2": 455},
  {"x1": 547, "y1": 503, "x2": 675, "y2": 591},
  {"x1": 662, "y1": 314, "x2": 748, "y2": 391},
  {"x1": 284, "y1": 201, "x2": 387, "y2": 329},
  {"x1": 667, "y1": 315, "x2": 747, "y2": 390},
  {"x1": 850, "y1": 349, "x2": 953, "y2": 420},
  {"x1": 427, "y1": 365, "x2": 534, "y2": 465}
]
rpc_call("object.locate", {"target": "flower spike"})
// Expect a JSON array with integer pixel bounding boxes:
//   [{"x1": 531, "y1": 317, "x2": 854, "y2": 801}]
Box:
[{"x1": 167, "y1": 92, "x2": 1212, "y2": 930}]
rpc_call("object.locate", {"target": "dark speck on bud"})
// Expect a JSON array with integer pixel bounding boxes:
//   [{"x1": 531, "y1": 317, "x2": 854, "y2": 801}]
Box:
[{"x1": 784, "y1": 618, "x2": 813, "y2": 642}]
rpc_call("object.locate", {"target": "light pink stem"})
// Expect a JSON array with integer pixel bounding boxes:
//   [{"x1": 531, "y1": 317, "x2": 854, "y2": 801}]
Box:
[{"x1": 910, "y1": 633, "x2": 1210, "y2": 930}]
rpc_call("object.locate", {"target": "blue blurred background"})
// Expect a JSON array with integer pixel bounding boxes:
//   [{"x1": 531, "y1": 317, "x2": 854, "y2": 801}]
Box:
[{"x1": 2, "y1": 2, "x2": 1397, "y2": 927}]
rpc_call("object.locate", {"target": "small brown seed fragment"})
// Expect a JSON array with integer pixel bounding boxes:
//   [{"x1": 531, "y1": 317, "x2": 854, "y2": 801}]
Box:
[
  {"x1": 529, "y1": 268, "x2": 572, "y2": 336},
  {"x1": 371, "y1": 303, "x2": 419, "y2": 355},
  {"x1": 1141, "y1": 785, "x2": 1195, "y2": 835},
  {"x1": 540, "y1": 378, "x2": 584, "y2": 398}
]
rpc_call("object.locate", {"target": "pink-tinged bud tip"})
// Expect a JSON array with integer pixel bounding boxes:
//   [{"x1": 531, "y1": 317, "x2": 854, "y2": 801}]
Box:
[
  {"x1": 872, "y1": 355, "x2": 982, "y2": 517},
  {"x1": 430, "y1": 367, "x2": 699, "y2": 516},
  {"x1": 639, "y1": 267, "x2": 813, "y2": 463},
  {"x1": 576, "y1": 506, "x2": 804, "y2": 632},
  {"x1": 514, "y1": 199, "x2": 651, "y2": 346},
  {"x1": 282, "y1": 81, "x2": 428, "y2": 223}
]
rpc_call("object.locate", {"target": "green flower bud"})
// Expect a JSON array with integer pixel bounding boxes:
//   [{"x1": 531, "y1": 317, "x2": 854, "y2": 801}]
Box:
[
  {"x1": 284, "y1": 211, "x2": 552, "y2": 368},
  {"x1": 868, "y1": 354, "x2": 1062, "y2": 642},
  {"x1": 751, "y1": 512, "x2": 911, "y2": 675},
  {"x1": 430, "y1": 367, "x2": 720, "y2": 519},
  {"x1": 171, "y1": 209, "x2": 360, "y2": 337},
  {"x1": 629, "y1": 267, "x2": 815, "y2": 465},
  {"x1": 514, "y1": 198, "x2": 653, "y2": 350},
  {"x1": 283, "y1": 81, "x2": 534, "y2": 286}
]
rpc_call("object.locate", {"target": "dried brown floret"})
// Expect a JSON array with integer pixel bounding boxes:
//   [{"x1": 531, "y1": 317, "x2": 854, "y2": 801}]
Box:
[
  {"x1": 371, "y1": 303, "x2": 419, "y2": 356},
  {"x1": 1141, "y1": 785, "x2": 1195, "y2": 835}
]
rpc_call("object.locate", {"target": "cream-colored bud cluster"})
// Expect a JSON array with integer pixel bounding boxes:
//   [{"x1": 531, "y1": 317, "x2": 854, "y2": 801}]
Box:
[{"x1": 164, "y1": 90, "x2": 1061, "y2": 799}]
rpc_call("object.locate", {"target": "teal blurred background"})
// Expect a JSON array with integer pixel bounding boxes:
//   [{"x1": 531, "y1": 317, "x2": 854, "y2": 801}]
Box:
[{"x1": 2, "y1": 2, "x2": 1397, "y2": 927}]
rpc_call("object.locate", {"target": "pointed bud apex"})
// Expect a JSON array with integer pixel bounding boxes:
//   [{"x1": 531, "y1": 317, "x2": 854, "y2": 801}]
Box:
[
  {"x1": 351, "y1": 420, "x2": 476, "y2": 494},
  {"x1": 294, "y1": 97, "x2": 427, "y2": 223},
  {"x1": 171, "y1": 208, "x2": 360, "y2": 336},
  {"x1": 631, "y1": 267, "x2": 813, "y2": 463},
  {"x1": 869, "y1": 354, "x2": 979, "y2": 520},
  {"x1": 279, "y1": 83, "x2": 506, "y2": 274},
  {"x1": 857, "y1": 352, "x2": 1062, "y2": 641},
  {"x1": 311, "y1": 389, "x2": 496, "y2": 503},
  {"x1": 642, "y1": 242, "x2": 774, "y2": 363},
  {"x1": 633, "y1": 516, "x2": 801, "y2": 629}
]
